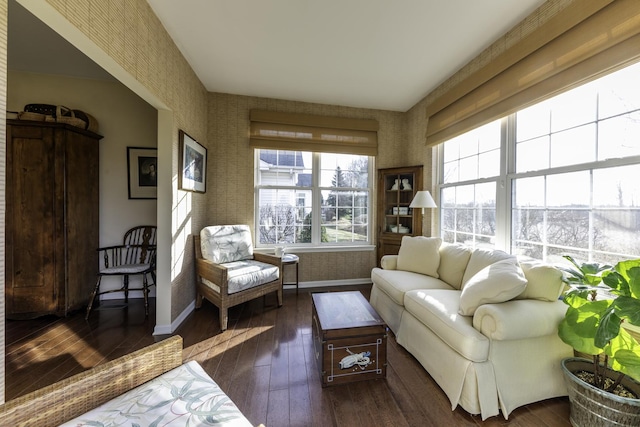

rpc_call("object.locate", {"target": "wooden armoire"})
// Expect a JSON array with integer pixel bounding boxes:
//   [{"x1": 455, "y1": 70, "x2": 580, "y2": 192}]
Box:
[{"x1": 6, "y1": 120, "x2": 102, "y2": 319}]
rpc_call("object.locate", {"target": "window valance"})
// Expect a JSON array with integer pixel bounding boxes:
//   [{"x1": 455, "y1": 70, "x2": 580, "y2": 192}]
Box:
[
  {"x1": 425, "y1": 0, "x2": 640, "y2": 147},
  {"x1": 250, "y1": 110, "x2": 378, "y2": 156}
]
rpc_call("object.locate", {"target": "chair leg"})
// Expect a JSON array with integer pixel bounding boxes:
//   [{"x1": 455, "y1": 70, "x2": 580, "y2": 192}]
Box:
[
  {"x1": 86, "y1": 276, "x2": 102, "y2": 320},
  {"x1": 124, "y1": 275, "x2": 129, "y2": 302},
  {"x1": 276, "y1": 287, "x2": 283, "y2": 307},
  {"x1": 142, "y1": 274, "x2": 150, "y2": 318},
  {"x1": 220, "y1": 306, "x2": 229, "y2": 331}
]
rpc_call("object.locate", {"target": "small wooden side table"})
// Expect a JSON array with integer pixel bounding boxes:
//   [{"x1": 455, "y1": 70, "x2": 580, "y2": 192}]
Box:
[{"x1": 281, "y1": 253, "x2": 299, "y2": 294}]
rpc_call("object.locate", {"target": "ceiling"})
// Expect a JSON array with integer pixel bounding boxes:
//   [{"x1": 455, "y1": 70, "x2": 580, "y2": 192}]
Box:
[{"x1": 9, "y1": 0, "x2": 546, "y2": 112}]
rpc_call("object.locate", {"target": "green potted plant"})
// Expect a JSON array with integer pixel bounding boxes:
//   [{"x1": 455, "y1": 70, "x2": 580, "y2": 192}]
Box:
[{"x1": 558, "y1": 255, "x2": 640, "y2": 426}]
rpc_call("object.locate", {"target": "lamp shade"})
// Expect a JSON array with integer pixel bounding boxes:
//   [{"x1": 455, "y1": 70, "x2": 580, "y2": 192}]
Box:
[{"x1": 409, "y1": 191, "x2": 437, "y2": 214}]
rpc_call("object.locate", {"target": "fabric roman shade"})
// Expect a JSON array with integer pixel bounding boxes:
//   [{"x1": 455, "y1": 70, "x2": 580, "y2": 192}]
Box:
[
  {"x1": 425, "y1": 0, "x2": 640, "y2": 147},
  {"x1": 250, "y1": 110, "x2": 378, "y2": 156}
]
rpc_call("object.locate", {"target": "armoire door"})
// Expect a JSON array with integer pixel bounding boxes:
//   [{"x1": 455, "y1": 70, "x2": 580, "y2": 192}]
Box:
[
  {"x1": 6, "y1": 124, "x2": 61, "y2": 317},
  {"x1": 63, "y1": 130, "x2": 100, "y2": 313}
]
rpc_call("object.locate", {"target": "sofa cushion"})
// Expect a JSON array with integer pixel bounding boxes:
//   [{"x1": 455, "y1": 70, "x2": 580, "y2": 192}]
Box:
[
  {"x1": 404, "y1": 289, "x2": 489, "y2": 362},
  {"x1": 397, "y1": 236, "x2": 442, "y2": 278},
  {"x1": 372, "y1": 267, "x2": 452, "y2": 306},
  {"x1": 201, "y1": 225, "x2": 253, "y2": 264},
  {"x1": 515, "y1": 258, "x2": 565, "y2": 301},
  {"x1": 458, "y1": 259, "x2": 528, "y2": 316},
  {"x1": 461, "y1": 247, "x2": 513, "y2": 288},
  {"x1": 438, "y1": 242, "x2": 472, "y2": 289}
]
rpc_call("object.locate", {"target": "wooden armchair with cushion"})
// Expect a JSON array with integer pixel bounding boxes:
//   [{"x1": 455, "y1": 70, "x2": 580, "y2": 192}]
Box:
[{"x1": 194, "y1": 225, "x2": 283, "y2": 331}]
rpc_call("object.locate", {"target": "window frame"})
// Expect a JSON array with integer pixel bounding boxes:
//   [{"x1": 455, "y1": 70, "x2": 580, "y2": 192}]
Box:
[
  {"x1": 254, "y1": 149, "x2": 375, "y2": 252},
  {"x1": 437, "y1": 62, "x2": 640, "y2": 262}
]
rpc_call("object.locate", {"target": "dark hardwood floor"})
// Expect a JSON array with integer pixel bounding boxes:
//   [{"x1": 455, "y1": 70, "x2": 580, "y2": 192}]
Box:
[{"x1": 5, "y1": 285, "x2": 571, "y2": 426}]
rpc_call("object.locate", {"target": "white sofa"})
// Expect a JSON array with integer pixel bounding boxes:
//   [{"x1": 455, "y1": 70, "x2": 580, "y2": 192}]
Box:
[{"x1": 369, "y1": 236, "x2": 573, "y2": 420}]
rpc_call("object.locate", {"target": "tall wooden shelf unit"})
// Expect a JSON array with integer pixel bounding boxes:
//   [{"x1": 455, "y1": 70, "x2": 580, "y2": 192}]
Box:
[
  {"x1": 5, "y1": 120, "x2": 102, "y2": 319},
  {"x1": 377, "y1": 166, "x2": 423, "y2": 265}
]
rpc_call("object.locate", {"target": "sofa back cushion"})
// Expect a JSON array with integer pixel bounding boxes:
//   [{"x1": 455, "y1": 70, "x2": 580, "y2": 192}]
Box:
[
  {"x1": 397, "y1": 236, "x2": 442, "y2": 278},
  {"x1": 200, "y1": 225, "x2": 254, "y2": 264},
  {"x1": 461, "y1": 247, "x2": 513, "y2": 288},
  {"x1": 515, "y1": 258, "x2": 565, "y2": 301},
  {"x1": 437, "y1": 242, "x2": 472, "y2": 289},
  {"x1": 458, "y1": 258, "x2": 527, "y2": 316}
]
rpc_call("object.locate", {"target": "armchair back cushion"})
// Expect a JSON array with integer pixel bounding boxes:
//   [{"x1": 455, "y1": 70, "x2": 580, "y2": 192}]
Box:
[{"x1": 201, "y1": 225, "x2": 253, "y2": 264}]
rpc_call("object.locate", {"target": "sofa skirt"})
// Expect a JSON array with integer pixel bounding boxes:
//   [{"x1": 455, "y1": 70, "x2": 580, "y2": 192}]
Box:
[
  {"x1": 397, "y1": 310, "x2": 500, "y2": 420},
  {"x1": 370, "y1": 284, "x2": 404, "y2": 334}
]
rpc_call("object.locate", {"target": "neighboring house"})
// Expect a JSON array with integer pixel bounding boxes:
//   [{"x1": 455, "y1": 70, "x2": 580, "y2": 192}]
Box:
[
  {"x1": 258, "y1": 150, "x2": 310, "y2": 209},
  {"x1": 257, "y1": 150, "x2": 311, "y2": 244}
]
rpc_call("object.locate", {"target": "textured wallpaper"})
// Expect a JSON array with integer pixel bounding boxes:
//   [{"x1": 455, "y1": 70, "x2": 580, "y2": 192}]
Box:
[
  {"x1": 41, "y1": 0, "x2": 209, "y2": 321},
  {"x1": 208, "y1": 92, "x2": 406, "y2": 283}
]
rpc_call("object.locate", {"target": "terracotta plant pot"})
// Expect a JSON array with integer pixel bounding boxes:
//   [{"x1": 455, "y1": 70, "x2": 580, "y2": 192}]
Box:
[{"x1": 561, "y1": 358, "x2": 640, "y2": 426}]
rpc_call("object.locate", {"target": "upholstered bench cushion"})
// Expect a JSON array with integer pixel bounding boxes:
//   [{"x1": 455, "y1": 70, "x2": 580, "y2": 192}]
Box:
[
  {"x1": 372, "y1": 267, "x2": 451, "y2": 306},
  {"x1": 59, "y1": 361, "x2": 253, "y2": 426},
  {"x1": 404, "y1": 289, "x2": 489, "y2": 362}
]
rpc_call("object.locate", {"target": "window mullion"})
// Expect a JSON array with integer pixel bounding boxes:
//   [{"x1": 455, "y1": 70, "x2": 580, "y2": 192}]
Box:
[
  {"x1": 311, "y1": 153, "x2": 322, "y2": 244},
  {"x1": 495, "y1": 116, "x2": 512, "y2": 252}
]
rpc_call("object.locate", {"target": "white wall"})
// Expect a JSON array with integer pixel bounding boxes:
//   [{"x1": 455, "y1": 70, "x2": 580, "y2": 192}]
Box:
[{"x1": 7, "y1": 70, "x2": 157, "y2": 297}]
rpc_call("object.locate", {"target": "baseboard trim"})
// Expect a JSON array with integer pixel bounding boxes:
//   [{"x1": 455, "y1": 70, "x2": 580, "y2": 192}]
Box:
[
  {"x1": 152, "y1": 278, "x2": 371, "y2": 335},
  {"x1": 285, "y1": 278, "x2": 372, "y2": 291},
  {"x1": 153, "y1": 300, "x2": 195, "y2": 336}
]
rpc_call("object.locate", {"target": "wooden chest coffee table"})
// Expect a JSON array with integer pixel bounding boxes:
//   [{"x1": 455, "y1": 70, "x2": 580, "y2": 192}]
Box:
[{"x1": 311, "y1": 290, "x2": 387, "y2": 387}]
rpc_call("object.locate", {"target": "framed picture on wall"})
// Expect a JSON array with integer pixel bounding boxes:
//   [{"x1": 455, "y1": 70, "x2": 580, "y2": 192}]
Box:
[
  {"x1": 179, "y1": 130, "x2": 207, "y2": 193},
  {"x1": 127, "y1": 146, "x2": 157, "y2": 199}
]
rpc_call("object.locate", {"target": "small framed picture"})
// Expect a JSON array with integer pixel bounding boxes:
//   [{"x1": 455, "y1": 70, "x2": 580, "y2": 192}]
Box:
[
  {"x1": 179, "y1": 130, "x2": 207, "y2": 193},
  {"x1": 127, "y1": 147, "x2": 157, "y2": 199}
]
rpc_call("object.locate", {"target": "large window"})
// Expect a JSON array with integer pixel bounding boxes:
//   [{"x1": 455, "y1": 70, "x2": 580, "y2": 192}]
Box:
[
  {"x1": 255, "y1": 149, "x2": 372, "y2": 247},
  {"x1": 440, "y1": 61, "x2": 640, "y2": 263},
  {"x1": 440, "y1": 120, "x2": 501, "y2": 249}
]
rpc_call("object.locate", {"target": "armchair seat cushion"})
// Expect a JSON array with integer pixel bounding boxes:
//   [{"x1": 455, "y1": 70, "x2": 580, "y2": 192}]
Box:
[
  {"x1": 100, "y1": 263, "x2": 151, "y2": 275},
  {"x1": 201, "y1": 260, "x2": 279, "y2": 295}
]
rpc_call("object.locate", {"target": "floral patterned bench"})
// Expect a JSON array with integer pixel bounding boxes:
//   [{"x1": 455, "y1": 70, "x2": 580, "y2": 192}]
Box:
[
  {"x1": 0, "y1": 336, "x2": 260, "y2": 427},
  {"x1": 60, "y1": 360, "x2": 252, "y2": 426}
]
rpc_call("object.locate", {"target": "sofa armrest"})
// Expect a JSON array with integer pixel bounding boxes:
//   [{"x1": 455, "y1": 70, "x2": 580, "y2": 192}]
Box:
[
  {"x1": 381, "y1": 255, "x2": 398, "y2": 270},
  {"x1": 473, "y1": 299, "x2": 567, "y2": 341}
]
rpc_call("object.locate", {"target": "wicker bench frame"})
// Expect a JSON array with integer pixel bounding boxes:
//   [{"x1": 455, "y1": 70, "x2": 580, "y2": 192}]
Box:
[{"x1": 0, "y1": 335, "x2": 183, "y2": 426}]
